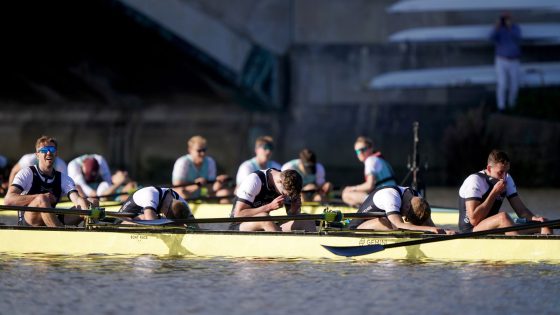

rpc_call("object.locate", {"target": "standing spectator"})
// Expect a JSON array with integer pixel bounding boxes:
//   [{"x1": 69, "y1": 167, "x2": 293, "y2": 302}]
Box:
[{"x1": 490, "y1": 12, "x2": 522, "y2": 111}]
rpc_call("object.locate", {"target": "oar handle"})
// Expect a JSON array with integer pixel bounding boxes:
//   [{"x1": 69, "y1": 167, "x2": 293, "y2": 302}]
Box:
[{"x1": 0, "y1": 204, "x2": 136, "y2": 219}]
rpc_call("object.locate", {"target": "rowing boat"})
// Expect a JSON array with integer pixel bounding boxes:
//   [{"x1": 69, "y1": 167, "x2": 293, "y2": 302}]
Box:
[
  {"x1": 0, "y1": 224, "x2": 558, "y2": 263},
  {"x1": 0, "y1": 199, "x2": 461, "y2": 226}
]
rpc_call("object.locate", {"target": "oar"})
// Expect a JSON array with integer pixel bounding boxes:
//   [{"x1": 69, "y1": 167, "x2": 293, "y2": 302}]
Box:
[
  {"x1": 128, "y1": 211, "x2": 386, "y2": 226},
  {"x1": 322, "y1": 218, "x2": 560, "y2": 257},
  {"x1": 0, "y1": 205, "x2": 136, "y2": 220}
]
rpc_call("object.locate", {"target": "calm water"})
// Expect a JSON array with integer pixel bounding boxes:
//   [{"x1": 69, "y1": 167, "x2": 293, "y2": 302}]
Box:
[
  {"x1": 1, "y1": 188, "x2": 559, "y2": 315},
  {"x1": 1, "y1": 255, "x2": 560, "y2": 315}
]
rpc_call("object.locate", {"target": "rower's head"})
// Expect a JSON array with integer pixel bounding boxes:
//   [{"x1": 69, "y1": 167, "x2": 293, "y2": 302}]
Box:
[
  {"x1": 299, "y1": 148, "x2": 317, "y2": 174},
  {"x1": 164, "y1": 199, "x2": 190, "y2": 219},
  {"x1": 486, "y1": 150, "x2": 510, "y2": 181},
  {"x1": 255, "y1": 136, "x2": 274, "y2": 161},
  {"x1": 500, "y1": 12, "x2": 512, "y2": 27},
  {"x1": 35, "y1": 135, "x2": 58, "y2": 168},
  {"x1": 406, "y1": 197, "x2": 431, "y2": 225},
  {"x1": 188, "y1": 135, "x2": 208, "y2": 163},
  {"x1": 279, "y1": 169, "x2": 303, "y2": 200},
  {"x1": 354, "y1": 136, "x2": 373, "y2": 162},
  {"x1": 82, "y1": 157, "x2": 100, "y2": 183}
]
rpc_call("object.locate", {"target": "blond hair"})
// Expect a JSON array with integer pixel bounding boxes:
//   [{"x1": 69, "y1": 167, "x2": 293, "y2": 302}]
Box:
[
  {"x1": 255, "y1": 136, "x2": 274, "y2": 149},
  {"x1": 188, "y1": 135, "x2": 207, "y2": 150},
  {"x1": 35, "y1": 135, "x2": 58, "y2": 150},
  {"x1": 354, "y1": 136, "x2": 373, "y2": 149}
]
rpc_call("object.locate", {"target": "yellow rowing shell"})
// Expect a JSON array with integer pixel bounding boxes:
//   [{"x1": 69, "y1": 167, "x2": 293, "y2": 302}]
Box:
[{"x1": 0, "y1": 226, "x2": 558, "y2": 263}]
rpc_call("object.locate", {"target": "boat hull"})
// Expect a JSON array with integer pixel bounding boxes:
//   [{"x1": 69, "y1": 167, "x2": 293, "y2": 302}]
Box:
[{"x1": 1, "y1": 226, "x2": 558, "y2": 263}]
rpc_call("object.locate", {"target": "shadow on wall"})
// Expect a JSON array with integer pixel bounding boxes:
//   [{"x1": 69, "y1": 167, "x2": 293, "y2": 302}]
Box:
[{"x1": 443, "y1": 105, "x2": 560, "y2": 187}]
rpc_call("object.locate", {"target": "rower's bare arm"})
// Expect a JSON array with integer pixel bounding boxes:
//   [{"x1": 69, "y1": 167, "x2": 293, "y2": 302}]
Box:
[
  {"x1": 467, "y1": 196, "x2": 499, "y2": 226},
  {"x1": 387, "y1": 213, "x2": 441, "y2": 234},
  {"x1": 8, "y1": 163, "x2": 21, "y2": 186},
  {"x1": 351, "y1": 174, "x2": 375, "y2": 192},
  {"x1": 97, "y1": 171, "x2": 128, "y2": 199},
  {"x1": 509, "y1": 195, "x2": 543, "y2": 221},
  {"x1": 424, "y1": 217, "x2": 456, "y2": 234},
  {"x1": 233, "y1": 197, "x2": 282, "y2": 217},
  {"x1": 467, "y1": 181, "x2": 504, "y2": 225},
  {"x1": 68, "y1": 191, "x2": 90, "y2": 210},
  {"x1": 4, "y1": 186, "x2": 42, "y2": 206}
]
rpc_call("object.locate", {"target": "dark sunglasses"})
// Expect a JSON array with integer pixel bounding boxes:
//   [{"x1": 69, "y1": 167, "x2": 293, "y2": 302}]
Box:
[
  {"x1": 260, "y1": 144, "x2": 274, "y2": 151},
  {"x1": 37, "y1": 146, "x2": 57, "y2": 154},
  {"x1": 197, "y1": 148, "x2": 207, "y2": 153},
  {"x1": 354, "y1": 147, "x2": 369, "y2": 155}
]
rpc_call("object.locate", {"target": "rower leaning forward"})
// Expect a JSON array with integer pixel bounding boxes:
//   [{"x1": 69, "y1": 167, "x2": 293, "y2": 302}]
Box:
[
  {"x1": 4, "y1": 135, "x2": 91, "y2": 227},
  {"x1": 348, "y1": 185, "x2": 455, "y2": 234},
  {"x1": 230, "y1": 168, "x2": 316, "y2": 232},
  {"x1": 118, "y1": 186, "x2": 197, "y2": 228}
]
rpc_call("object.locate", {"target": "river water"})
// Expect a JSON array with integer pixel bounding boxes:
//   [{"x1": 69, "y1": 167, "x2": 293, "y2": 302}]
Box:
[{"x1": 1, "y1": 188, "x2": 559, "y2": 315}]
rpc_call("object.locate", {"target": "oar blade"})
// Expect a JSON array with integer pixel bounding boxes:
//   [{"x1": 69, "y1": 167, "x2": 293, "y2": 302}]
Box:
[
  {"x1": 129, "y1": 218, "x2": 176, "y2": 226},
  {"x1": 322, "y1": 244, "x2": 385, "y2": 257}
]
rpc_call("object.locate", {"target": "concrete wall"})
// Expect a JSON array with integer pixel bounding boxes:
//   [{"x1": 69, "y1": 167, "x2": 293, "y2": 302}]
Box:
[
  {"x1": 3, "y1": 0, "x2": 560, "y2": 187},
  {"x1": 0, "y1": 104, "x2": 282, "y2": 185}
]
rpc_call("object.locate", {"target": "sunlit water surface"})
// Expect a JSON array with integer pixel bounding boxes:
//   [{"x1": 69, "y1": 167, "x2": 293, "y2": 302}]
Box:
[{"x1": 1, "y1": 254, "x2": 559, "y2": 315}]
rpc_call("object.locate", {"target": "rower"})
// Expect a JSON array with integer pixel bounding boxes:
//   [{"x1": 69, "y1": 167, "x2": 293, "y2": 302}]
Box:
[
  {"x1": 172, "y1": 135, "x2": 233, "y2": 202},
  {"x1": 281, "y1": 148, "x2": 332, "y2": 202},
  {"x1": 235, "y1": 136, "x2": 281, "y2": 188},
  {"x1": 4, "y1": 135, "x2": 91, "y2": 227},
  {"x1": 118, "y1": 186, "x2": 197, "y2": 228},
  {"x1": 458, "y1": 150, "x2": 552, "y2": 235},
  {"x1": 342, "y1": 136, "x2": 397, "y2": 207},
  {"x1": 348, "y1": 185, "x2": 455, "y2": 234},
  {"x1": 67, "y1": 154, "x2": 127, "y2": 201},
  {"x1": 230, "y1": 168, "x2": 316, "y2": 232}
]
